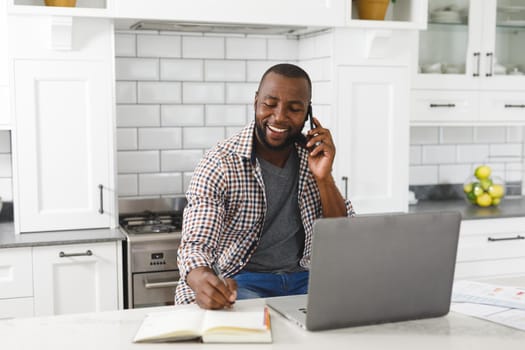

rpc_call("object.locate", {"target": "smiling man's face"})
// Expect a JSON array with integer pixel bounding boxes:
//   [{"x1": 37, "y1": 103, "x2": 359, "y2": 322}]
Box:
[{"x1": 254, "y1": 72, "x2": 310, "y2": 151}]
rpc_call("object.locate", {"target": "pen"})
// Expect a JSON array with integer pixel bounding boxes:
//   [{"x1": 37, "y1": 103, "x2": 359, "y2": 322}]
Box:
[{"x1": 211, "y1": 262, "x2": 227, "y2": 286}]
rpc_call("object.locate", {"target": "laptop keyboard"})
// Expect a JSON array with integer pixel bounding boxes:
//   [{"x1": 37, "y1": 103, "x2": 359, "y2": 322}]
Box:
[{"x1": 298, "y1": 307, "x2": 307, "y2": 314}]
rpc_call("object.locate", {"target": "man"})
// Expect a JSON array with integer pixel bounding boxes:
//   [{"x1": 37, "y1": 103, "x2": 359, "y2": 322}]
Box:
[{"x1": 176, "y1": 63, "x2": 354, "y2": 309}]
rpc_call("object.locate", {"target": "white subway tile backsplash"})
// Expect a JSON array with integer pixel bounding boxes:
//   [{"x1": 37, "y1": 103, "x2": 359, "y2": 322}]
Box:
[
  {"x1": 268, "y1": 38, "x2": 298, "y2": 60},
  {"x1": 475, "y1": 126, "x2": 506, "y2": 143},
  {"x1": 205, "y1": 105, "x2": 246, "y2": 126},
  {"x1": 205, "y1": 60, "x2": 246, "y2": 82},
  {"x1": 298, "y1": 36, "x2": 316, "y2": 60},
  {"x1": 138, "y1": 82, "x2": 182, "y2": 103},
  {"x1": 441, "y1": 127, "x2": 473, "y2": 144},
  {"x1": 226, "y1": 37, "x2": 266, "y2": 59},
  {"x1": 139, "y1": 173, "x2": 183, "y2": 195},
  {"x1": 117, "y1": 129, "x2": 138, "y2": 150},
  {"x1": 117, "y1": 105, "x2": 160, "y2": 127},
  {"x1": 162, "y1": 105, "x2": 205, "y2": 126},
  {"x1": 115, "y1": 34, "x2": 136, "y2": 57},
  {"x1": 183, "y1": 82, "x2": 224, "y2": 103},
  {"x1": 439, "y1": 164, "x2": 472, "y2": 183},
  {"x1": 246, "y1": 60, "x2": 281, "y2": 82},
  {"x1": 137, "y1": 35, "x2": 181, "y2": 58},
  {"x1": 139, "y1": 128, "x2": 182, "y2": 150},
  {"x1": 183, "y1": 172, "x2": 193, "y2": 193},
  {"x1": 422, "y1": 145, "x2": 456, "y2": 164},
  {"x1": 490, "y1": 144, "x2": 522, "y2": 157},
  {"x1": 312, "y1": 81, "x2": 332, "y2": 105},
  {"x1": 507, "y1": 126, "x2": 524, "y2": 143},
  {"x1": 0, "y1": 178, "x2": 12, "y2": 201},
  {"x1": 115, "y1": 58, "x2": 159, "y2": 80},
  {"x1": 456, "y1": 145, "x2": 489, "y2": 163},
  {"x1": 161, "y1": 59, "x2": 203, "y2": 81},
  {"x1": 226, "y1": 83, "x2": 258, "y2": 104},
  {"x1": 0, "y1": 131, "x2": 11, "y2": 153},
  {"x1": 118, "y1": 151, "x2": 160, "y2": 173},
  {"x1": 182, "y1": 36, "x2": 224, "y2": 59},
  {"x1": 410, "y1": 146, "x2": 421, "y2": 165},
  {"x1": 183, "y1": 127, "x2": 225, "y2": 148},
  {"x1": 161, "y1": 150, "x2": 203, "y2": 172},
  {"x1": 0, "y1": 154, "x2": 11, "y2": 177},
  {"x1": 118, "y1": 174, "x2": 138, "y2": 196},
  {"x1": 300, "y1": 58, "x2": 332, "y2": 82},
  {"x1": 410, "y1": 127, "x2": 439, "y2": 145},
  {"x1": 409, "y1": 165, "x2": 438, "y2": 185},
  {"x1": 116, "y1": 81, "x2": 137, "y2": 104}
]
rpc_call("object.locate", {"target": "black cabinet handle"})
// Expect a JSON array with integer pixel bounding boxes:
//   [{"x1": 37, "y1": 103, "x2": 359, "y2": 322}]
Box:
[
  {"x1": 505, "y1": 104, "x2": 525, "y2": 108},
  {"x1": 488, "y1": 235, "x2": 524, "y2": 242},
  {"x1": 98, "y1": 184, "x2": 104, "y2": 214},
  {"x1": 59, "y1": 250, "x2": 93, "y2": 258},
  {"x1": 430, "y1": 103, "x2": 456, "y2": 108},
  {"x1": 473, "y1": 52, "x2": 480, "y2": 77},
  {"x1": 485, "y1": 52, "x2": 493, "y2": 77}
]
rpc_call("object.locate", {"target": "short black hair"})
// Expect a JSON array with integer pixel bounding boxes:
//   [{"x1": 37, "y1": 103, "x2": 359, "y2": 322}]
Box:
[{"x1": 258, "y1": 63, "x2": 312, "y2": 100}]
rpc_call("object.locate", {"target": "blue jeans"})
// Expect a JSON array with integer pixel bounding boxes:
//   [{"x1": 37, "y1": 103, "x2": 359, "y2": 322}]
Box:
[{"x1": 232, "y1": 270, "x2": 309, "y2": 300}]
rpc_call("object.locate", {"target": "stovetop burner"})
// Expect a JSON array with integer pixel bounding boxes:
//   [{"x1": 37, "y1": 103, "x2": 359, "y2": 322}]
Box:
[{"x1": 120, "y1": 212, "x2": 182, "y2": 235}]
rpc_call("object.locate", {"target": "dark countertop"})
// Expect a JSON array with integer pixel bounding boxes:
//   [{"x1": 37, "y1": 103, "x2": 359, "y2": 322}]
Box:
[
  {"x1": 409, "y1": 196, "x2": 525, "y2": 220},
  {"x1": 0, "y1": 222, "x2": 126, "y2": 249}
]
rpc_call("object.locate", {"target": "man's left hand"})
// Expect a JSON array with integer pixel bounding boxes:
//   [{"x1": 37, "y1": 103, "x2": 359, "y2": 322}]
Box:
[{"x1": 306, "y1": 117, "x2": 335, "y2": 181}]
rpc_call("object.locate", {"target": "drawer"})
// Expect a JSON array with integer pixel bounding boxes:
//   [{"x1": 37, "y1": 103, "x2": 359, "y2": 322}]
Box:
[
  {"x1": 0, "y1": 297, "x2": 34, "y2": 319},
  {"x1": 457, "y1": 232, "x2": 525, "y2": 262},
  {"x1": 411, "y1": 90, "x2": 479, "y2": 123},
  {"x1": 0, "y1": 247, "x2": 33, "y2": 299},
  {"x1": 479, "y1": 91, "x2": 525, "y2": 122},
  {"x1": 455, "y1": 257, "x2": 525, "y2": 280}
]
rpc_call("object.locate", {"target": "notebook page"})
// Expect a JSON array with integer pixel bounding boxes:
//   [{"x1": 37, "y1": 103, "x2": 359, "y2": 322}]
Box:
[
  {"x1": 202, "y1": 303, "x2": 268, "y2": 332},
  {"x1": 134, "y1": 307, "x2": 205, "y2": 342}
]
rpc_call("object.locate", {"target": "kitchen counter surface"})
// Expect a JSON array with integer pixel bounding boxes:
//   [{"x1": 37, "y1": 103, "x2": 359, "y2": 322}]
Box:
[
  {"x1": 409, "y1": 196, "x2": 525, "y2": 220},
  {"x1": 1, "y1": 296, "x2": 525, "y2": 349},
  {"x1": 0, "y1": 222, "x2": 125, "y2": 248}
]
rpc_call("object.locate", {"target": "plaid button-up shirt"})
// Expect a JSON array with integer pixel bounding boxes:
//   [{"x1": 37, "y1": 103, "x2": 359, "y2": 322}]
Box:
[{"x1": 175, "y1": 121, "x2": 355, "y2": 304}]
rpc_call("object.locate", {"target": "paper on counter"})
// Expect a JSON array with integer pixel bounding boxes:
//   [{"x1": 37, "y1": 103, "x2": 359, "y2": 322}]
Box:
[{"x1": 452, "y1": 280, "x2": 525, "y2": 310}]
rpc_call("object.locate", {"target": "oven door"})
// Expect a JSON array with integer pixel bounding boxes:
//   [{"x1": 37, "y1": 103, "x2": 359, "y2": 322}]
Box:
[{"x1": 132, "y1": 270, "x2": 180, "y2": 308}]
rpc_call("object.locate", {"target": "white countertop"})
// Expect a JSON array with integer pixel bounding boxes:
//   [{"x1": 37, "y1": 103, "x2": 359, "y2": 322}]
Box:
[{"x1": 1, "y1": 298, "x2": 525, "y2": 350}]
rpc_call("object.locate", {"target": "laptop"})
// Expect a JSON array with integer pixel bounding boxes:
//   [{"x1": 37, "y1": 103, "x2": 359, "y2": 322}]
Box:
[{"x1": 267, "y1": 211, "x2": 461, "y2": 331}]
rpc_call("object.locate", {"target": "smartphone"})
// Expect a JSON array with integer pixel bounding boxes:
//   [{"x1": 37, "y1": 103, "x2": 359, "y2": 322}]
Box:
[{"x1": 307, "y1": 104, "x2": 314, "y2": 131}]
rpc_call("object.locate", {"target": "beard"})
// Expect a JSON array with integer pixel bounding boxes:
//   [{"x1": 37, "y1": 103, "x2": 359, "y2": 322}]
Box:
[{"x1": 254, "y1": 113, "x2": 306, "y2": 151}]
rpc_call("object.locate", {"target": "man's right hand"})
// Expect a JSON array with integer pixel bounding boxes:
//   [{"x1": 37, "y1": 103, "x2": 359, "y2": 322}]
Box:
[{"x1": 186, "y1": 266, "x2": 237, "y2": 309}]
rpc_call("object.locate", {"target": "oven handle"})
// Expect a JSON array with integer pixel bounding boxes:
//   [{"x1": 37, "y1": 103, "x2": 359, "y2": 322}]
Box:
[{"x1": 144, "y1": 279, "x2": 180, "y2": 289}]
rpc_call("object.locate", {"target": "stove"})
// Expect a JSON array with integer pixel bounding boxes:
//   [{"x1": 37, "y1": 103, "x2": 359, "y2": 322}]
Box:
[{"x1": 119, "y1": 197, "x2": 186, "y2": 309}]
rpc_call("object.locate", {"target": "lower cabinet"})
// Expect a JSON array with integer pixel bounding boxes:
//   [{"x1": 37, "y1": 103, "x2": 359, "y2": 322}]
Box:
[
  {"x1": 0, "y1": 241, "x2": 121, "y2": 319},
  {"x1": 455, "y1": 218, "x2": 525, "y2": 280}
]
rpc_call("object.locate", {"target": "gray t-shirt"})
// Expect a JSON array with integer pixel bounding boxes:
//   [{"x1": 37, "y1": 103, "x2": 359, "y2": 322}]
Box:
[{"x1": 244, "y1": 150, "x2": 306, "y2": 273}]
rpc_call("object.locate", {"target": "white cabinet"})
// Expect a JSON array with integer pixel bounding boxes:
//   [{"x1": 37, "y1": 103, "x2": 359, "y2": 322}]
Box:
[
  {"x1": 455, "y1": 218, "x2": 525, "y2": 280},
  {"x1": 0, "y1": 247, "x2": 33, "y2": 319},
  {"x1": 115, "y1": 0, "x2": 346, "y2": 27},
  {"x1": 33, "y1": 241, "x2": 120, "y2": 316},
  {"x1": 14, "y1": 60, "x2": 113, "y2": 232},
  {"x1": 412, "y1": 0, "x2": 525, "y2": 125},
  {"x1": 0, "y1": 1, "x2": 10, "y2": 127},
  {"x1": 336, "y1": 66, "x2": 409, "y2": 214},
  {"x1": 8, "y1": 16, "x2": 117, "y2": 233}
]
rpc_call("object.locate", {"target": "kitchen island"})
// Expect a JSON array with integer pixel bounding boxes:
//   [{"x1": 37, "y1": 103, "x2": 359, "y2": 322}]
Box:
[{"x1": 1, "y1": 298, "x2": 524, "y2": 349}]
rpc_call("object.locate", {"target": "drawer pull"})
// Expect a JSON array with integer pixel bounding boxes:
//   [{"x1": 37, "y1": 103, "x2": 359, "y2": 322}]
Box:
[
  {"x1": 487, "y1": 235, "x2": 524, "y2": 242},
  {"x1": 504, "y1": 104, "x2": 525, "y2": 108},
  {"x1": 430, "y1": 103, "x2": 456, "y2": 108},
  {"x1": 473, "y1": 52, "x2": 480, "y2": 77},
  {"x1": 59, "y1": 250, "x2": 93, "y2": 258}
]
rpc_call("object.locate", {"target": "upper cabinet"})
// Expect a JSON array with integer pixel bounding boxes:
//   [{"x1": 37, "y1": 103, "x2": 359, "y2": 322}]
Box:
[
  {"x1": 114, "y1": 0, "x2": 346, "y2": 27},
  {"x1": 0, "y1": 1, "x2": 10, "y2": 127},
  {"x1": 7, "y1": 0, "x2": 113, "y2": 17},
  {"x1": 412, "y1": 0, "x2": 525, "y2": 125},
  {"x1": 347, "y1": 0, "x2": 428, "y2": 29}
]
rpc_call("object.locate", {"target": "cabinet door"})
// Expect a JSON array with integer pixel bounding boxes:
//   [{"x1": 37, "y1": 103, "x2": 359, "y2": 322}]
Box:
[
  {"x1": 0, "y1": 247, "x2": 32, "y2": 299},
  {"x1": 14, "y1": 60, "x2": 112, "y2": 232},
  {"x1": 336, "y1": 66, "x2": 408, "y2": 214},
  {"x1": 479, "y1": 91, "x2": 525, "y2": 122},
  {"x1": 115, "y1": 0, "x2": 345, "y2": 27},
  {"x1": 33, "y1": 242, "x2": 119, "y2": 316}
]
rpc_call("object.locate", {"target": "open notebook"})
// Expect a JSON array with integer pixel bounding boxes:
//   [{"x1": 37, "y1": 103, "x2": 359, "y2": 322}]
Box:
[{"x1": 133, "y1": 300, "x2": 272, "y2": 343}]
